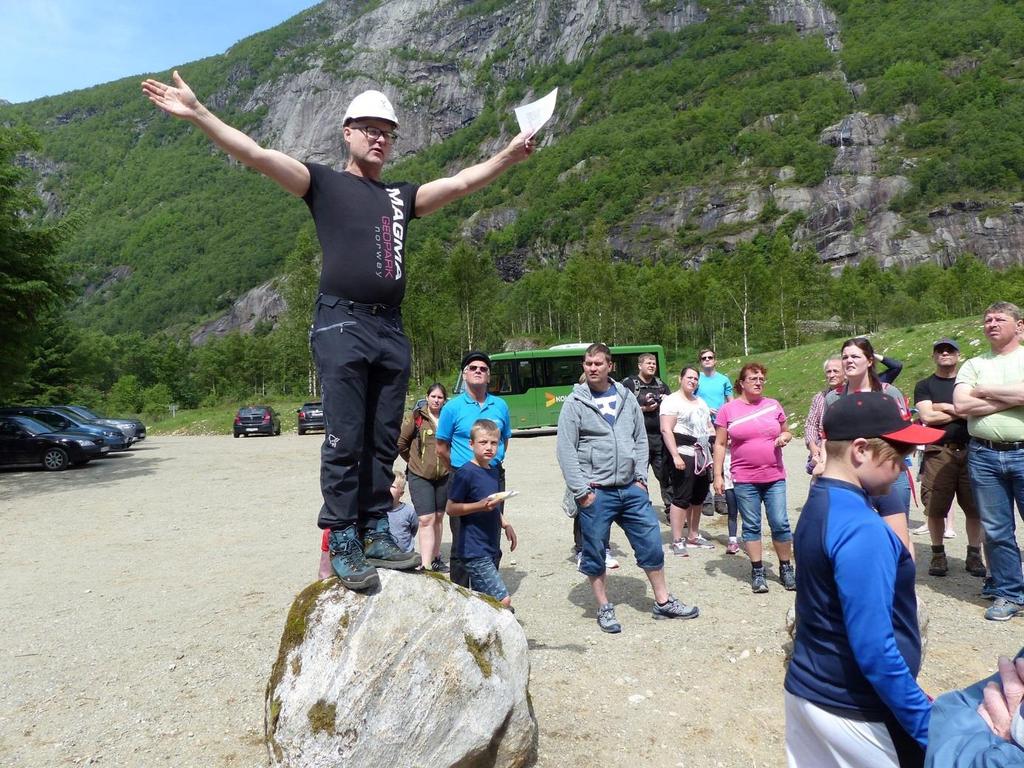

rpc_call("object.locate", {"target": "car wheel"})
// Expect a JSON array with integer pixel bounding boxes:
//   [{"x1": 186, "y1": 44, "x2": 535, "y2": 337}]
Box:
[
  {"x1": 233, "y1": 433, "x2": 240, "y2": 439},
  {"x1": 43, "y1": 447, "x2": 69, "y2": 471},
  {"x1": 298, "y1": 428, "x2": 305, "y2": 436},
  {"x1": 275, "y1": 427, "x2": 281, "y2": 436}
]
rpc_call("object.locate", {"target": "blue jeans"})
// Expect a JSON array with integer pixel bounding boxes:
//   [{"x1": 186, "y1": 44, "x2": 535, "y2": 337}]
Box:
[
  {"x1": 733, "y1": 480, "x2": 791, "y2": 543},
  {"x1": 461, "y1": 556, "x2": 509, "y2": 601},
  {"x1": 577, "y1": 484, "x2": 665, "y2": 576},
  {"x1": 967, "y1": 443, "x2": 1024, "y2": 603}
]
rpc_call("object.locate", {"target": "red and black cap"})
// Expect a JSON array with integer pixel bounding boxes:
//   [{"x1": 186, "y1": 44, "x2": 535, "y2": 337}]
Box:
[{"x1": 822, "y1": 391, "x2": 945, "y2": 445}]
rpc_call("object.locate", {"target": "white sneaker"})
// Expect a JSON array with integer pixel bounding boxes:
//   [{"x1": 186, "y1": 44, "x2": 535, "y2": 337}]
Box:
[
  {"x1": 912, "y1": 523, "x2": 929, "y2": 535},
  {"x1": 670, "y1": 539, "x2": 689, "y2": 557},
  {"x1": 944, "y1": 529, "x2": 956, "y2": 539},
  {"x1": 605, "y1": 549, "x2": 620, "y2": 569}
]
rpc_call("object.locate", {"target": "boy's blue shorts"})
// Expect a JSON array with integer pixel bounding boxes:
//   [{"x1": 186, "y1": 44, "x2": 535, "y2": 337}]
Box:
[{"x1": 459, "y1": 555, "x2": 509, "y2": 601}]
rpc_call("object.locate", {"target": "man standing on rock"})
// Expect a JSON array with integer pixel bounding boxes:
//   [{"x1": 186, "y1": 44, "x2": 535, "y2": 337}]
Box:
[
  {"x1": 914, "y1": 338, "x2": 986, "y2": 579},
  {"x1": 622, "y1": 353, "x2": 671, "y2": 510},
  {"x1": 142, "y1": 72, "x2": 533, "y2": 591},
  {"x1": 557, "y1": 343, "x2": 700, "y2": 633},
  {"x1": 954, "y1": 302, "x2": 1024, "y2": 621}
]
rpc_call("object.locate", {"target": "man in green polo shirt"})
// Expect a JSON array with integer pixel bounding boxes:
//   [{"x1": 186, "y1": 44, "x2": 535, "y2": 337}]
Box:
[{"x1": 954, "y1": 301, "x2": 1024, "y2": 621}]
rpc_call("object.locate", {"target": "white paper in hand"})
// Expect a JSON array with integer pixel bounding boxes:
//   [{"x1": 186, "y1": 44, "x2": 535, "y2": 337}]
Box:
[{"x1": 514, "y1": 87, "x2": 558, "y2": 137}]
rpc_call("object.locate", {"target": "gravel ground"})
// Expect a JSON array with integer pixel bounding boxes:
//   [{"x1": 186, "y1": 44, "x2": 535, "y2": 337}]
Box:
[{"x1": 2, "y1": 434, "x2": 1022, "y2": 767}]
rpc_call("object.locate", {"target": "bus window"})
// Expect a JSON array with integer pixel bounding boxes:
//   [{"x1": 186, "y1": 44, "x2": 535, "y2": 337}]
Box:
[
  {"x1": 544, "y1": 357, "x2": 580, "y2": 387},
  {"x1": 517, "y1": 359, "x2": 538, "y2": 391},
  {"x1": 488, "y1": 359, "x2": 515, "y2": 395}
]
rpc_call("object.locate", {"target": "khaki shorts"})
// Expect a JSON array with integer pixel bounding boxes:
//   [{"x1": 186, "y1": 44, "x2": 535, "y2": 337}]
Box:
[{"x1": 921, "y1": 443, "x2": 979, "y2": 519}]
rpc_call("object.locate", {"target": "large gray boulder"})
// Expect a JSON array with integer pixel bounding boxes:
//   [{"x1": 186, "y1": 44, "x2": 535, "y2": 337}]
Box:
[{"x1": 265, "y1": 570, "x2": 537, "y2": 768}]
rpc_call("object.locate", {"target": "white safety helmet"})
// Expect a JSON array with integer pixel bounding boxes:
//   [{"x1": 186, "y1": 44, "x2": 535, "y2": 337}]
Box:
[{"x1": 343, "y1": 90, "x2": 398, "y2": 128}]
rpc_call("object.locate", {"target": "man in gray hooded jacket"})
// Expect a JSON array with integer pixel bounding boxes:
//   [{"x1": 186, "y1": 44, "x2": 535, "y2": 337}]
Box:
[{"x1": 556, "y1": 343, "x2": 700, "y2": 633}]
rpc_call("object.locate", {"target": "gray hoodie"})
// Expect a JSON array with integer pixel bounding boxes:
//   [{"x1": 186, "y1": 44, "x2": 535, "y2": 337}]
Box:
[{"x1": 556, "y1": 379, "x2": 650, "y2": 501}]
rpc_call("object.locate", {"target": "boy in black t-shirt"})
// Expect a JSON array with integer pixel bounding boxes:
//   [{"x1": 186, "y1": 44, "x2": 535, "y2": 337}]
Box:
[{"x1": 446, "y1": 419, "x2": 517, "y2": 607}]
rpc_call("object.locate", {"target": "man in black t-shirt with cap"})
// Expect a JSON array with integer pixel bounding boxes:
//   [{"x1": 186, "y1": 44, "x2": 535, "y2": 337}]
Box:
[
  {"x1": 913, "y1": 337, "x2": 986, "y2": 578},
  {"x1": 143, "y1": 71, "x2": 534, "y2": 590}
]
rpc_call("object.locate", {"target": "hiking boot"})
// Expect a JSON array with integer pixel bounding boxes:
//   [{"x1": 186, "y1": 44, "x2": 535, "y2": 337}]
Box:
[
  {"x1": 964, "y1": 549, "x2": 986, "y2": 578},
  {"x1": 652, "y1": 594, "x2": 700, "y2": 620},
  {"x1": 985, "y1": 598, "x2": 1024, "y2": 622},
  {"x1": 430, "y1": 557, "x2": 450, "y2": 574},
  {"x1": 670, "y1": 539, "x2": 689, "y2": 557},
  {"x1": 779, "y1": 563, "x2": 797, "y2": 591},
  {"x1": 363, "y1": 519, "x2": 419, "y2": 570},
  {"x1": 751, "y1": 566, "x2": 769, "y2": 594},
  {"x1": 928, "y1": 551, "x2": 948, "y2": 577},
  {"x1": 714, "y1": 494, "x2": 728, "y2": 515},
  {"x1": 597, "y1": 603, "x2": 622, "y2": 633},
  {"x1": 328, "y1": 527, "x2": 379, "y2": 591},
  {"x1": 726, "y1": 540, "x2": 741, "y2": 555}
]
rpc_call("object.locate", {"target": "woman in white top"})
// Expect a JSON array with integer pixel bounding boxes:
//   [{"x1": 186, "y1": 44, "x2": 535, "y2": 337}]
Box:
[{"x1": 660, "y1": 366, "x2": 715, "y2": 556}]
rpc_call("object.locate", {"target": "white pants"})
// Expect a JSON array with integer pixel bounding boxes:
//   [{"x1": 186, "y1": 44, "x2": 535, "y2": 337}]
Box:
[{"x1": 785, "y1": 690, "x2": 899, "y2": 768}]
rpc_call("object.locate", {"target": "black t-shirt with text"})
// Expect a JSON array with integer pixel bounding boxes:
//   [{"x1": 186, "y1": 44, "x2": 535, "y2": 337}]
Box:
[
  {"x1": 303, "y1": 164, "x2": 419, "y2": 306},
  {"x1": 913, "y1": 374, "x2": 969, "y2": 444},
  {"x1": 623, "y1": 374, "x2": 670, "y2": 435}
]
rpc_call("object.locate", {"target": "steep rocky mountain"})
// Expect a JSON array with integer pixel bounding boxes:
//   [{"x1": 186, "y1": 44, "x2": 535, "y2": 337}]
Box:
[{"x1": 5, "y1": 0, "x2": 1024, "y2": 340}]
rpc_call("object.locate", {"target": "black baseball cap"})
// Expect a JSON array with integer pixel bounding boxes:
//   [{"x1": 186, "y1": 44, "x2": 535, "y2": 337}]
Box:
[
  {"x1": 822, "y1": 392, "x2": 945, "y2": 445},
  {"x1": 933, "y1": 338, "x2": 960, "y2": 352},
  {"x1": 460, "y1": 350, "x2": 491, "y2": 369}
]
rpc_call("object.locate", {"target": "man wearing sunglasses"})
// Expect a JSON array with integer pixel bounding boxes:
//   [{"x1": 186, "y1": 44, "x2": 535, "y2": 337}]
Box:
[
  {"x1": 142, "y1": 73, "x2": 534, "y2": 591},
  {"x1": 437, "y1": 351, "x2": 513, "y2": 587}
]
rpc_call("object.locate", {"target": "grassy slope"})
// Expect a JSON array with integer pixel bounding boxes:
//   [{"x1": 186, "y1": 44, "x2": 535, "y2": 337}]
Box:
[{"x1": 153, "y1": 315, "x2": 986, "y2": 436}]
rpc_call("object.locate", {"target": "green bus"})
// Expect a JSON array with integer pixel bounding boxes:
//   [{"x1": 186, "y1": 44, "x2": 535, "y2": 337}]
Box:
[{"x1": 454, "y1": 344, "x2": 669, "y2": 429}]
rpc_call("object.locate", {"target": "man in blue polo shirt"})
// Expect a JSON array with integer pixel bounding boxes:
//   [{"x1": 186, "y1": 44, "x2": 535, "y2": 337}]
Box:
[{"x1": 437, "y1": 350, "x2": 511, "y2": 586}]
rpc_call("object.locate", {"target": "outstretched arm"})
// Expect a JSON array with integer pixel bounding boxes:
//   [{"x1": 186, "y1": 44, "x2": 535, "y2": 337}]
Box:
[
  {"x1": 142, "y1": 70, "x2": 310, "y2": 197},
  {"x1": 415, "y1": 131, "x2": 534, "y2": 217}
]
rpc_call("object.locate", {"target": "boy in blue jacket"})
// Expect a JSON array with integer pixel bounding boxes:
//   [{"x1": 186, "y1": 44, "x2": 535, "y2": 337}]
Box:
[{"x1": 785, "y1": 392, "x2": 945, "y2": 768}]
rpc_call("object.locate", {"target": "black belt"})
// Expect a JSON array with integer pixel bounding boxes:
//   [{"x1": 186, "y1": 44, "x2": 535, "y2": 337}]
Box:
[
  {"x1": 973, "y1": 437, "x2": 1024, "y2": 451},
  {"x1": 933, "y1": 441, "x2": 967, "y2": 450},
  {"x1": 317, "y1": 293, "x2": 400, "y2": 316}
]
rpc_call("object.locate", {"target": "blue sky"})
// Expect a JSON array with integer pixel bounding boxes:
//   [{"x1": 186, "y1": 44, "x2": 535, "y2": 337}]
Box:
[{"x1": 1, "y1": 0, "x2": 320, "y2": 103}]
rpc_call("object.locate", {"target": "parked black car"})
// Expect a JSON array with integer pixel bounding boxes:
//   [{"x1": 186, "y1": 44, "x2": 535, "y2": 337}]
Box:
[
  {"x1": 233, "y1": 406, "x2": 281, "y2": 437},
  {"x1": 297, "y1": 402, "x2": 324, "y2": 435},
  {"x1": 57, "y1": 404, "x2": 146, "y2": 442},
  {"x1": 0, "y1": 407, "x2": 129, "y2": 451},
  {"x1": 0, "y1": 415, "x2": 105, "y2": 470}
]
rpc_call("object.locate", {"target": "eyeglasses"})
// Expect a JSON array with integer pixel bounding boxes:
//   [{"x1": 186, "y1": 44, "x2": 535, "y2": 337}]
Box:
[
  {"x1": 744, "y1": 376, "x2": 766, "y2": 383},
  {"x1": 466, "y1": 365, "x2": 489, "y2": 373},
  {"x1": 700, "y1": 356, "x2": 714, "y2": 361},
  {"x1": 351, "y1": 125, "x2": 399, "y2": 143}
]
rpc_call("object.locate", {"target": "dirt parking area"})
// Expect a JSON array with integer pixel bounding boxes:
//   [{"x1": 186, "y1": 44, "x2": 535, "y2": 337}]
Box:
[{"x1": 2, "y1": 434, "x2": 1022, "y2": 767}]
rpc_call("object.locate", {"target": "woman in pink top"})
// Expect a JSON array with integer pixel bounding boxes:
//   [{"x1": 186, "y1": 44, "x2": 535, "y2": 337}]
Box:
[{"x1": 713, "y1": 362, "x2": 795, "y2": 594}]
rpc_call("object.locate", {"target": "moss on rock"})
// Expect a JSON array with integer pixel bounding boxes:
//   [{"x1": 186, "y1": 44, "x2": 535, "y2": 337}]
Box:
[
  {"x1": 464, "y1": 633, "x2": 493, "y2": 677},
  {"x1": 307, "y1": 698, "x2": 337, "y2": 735}
]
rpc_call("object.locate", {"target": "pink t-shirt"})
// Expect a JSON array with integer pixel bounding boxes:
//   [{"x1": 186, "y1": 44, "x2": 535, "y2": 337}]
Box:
[{"x1": 714, "y1": 397, "x2": 786, "y2": 483}]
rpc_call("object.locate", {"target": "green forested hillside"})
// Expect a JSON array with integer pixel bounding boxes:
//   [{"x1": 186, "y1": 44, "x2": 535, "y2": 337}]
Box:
[{"x1": 5, "y1": 0, "x2": 1024, "y2": 413}]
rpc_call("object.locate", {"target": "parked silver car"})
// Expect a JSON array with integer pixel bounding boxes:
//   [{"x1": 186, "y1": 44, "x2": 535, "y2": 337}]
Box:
[{"x1": 55, "y1": 405, "x2": 146, "y2": 443}]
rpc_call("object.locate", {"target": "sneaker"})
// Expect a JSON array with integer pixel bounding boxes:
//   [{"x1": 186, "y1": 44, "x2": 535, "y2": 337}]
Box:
[
  {"x1": 669, "y1": 538, "x2": 688, "y2": 557},
  {"x1": 430, "y1": 557, "x2": 450, "y2": 574},
  {"x1": 943, "y1": 529, "x2": 957, "y2": 539},
  {"x1": 964, "y1": 549, "x2": 986, "y2": 578},
  {"x1": 981, "y1": 576, "x2": 998, "y2": 600},
  {"x1": 652, "y1": 594, "x2": 700, "y2": 620},
  {"x1": 751, "y1": 566, "x2": 769, "y2": 594},
  {"x1": 779, "y1": 563, "x2": 797, "y2": 591},
  {"x1": 928, "y1": 551, "x2": 948, "y2": 577},
  {"x1": 605, "y1": 549, "x2": 620, "y2": 569},
  {"x1": 985, "y1": 598, "x2": 1024, "y2": 622},
  {"x1": 575, "y1": 551, "x2": 584, "y2": 573},
  {"x1": 726, "y1": 540, "x2": 741, "y2": 555},
  {"x1": 328, "y1": 527, "x2": 380, "y2": 590},
  {"x1": 597, "y1": 602, "x2": 622, "y2": 633},
  {"x1": 363, "y1": 519, "x2": 419, "y2": 570},
  {"x1": 911, "y1": 523, "x2": 929, "y2": 535},
  {"x1": 686, "y1": 535, "x2": 715, "y2": 550}
]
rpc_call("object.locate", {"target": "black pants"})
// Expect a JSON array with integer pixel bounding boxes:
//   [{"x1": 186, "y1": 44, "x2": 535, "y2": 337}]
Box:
[
  {"x1": 647, "y1": 431, "x2": 672, "y2": 507},
  {"x1": 448, "y1": 464, "x2": 505, "y2": 587},
  {"x1": 312, "y1": 295, "x2": 410, "y2": 533}
]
